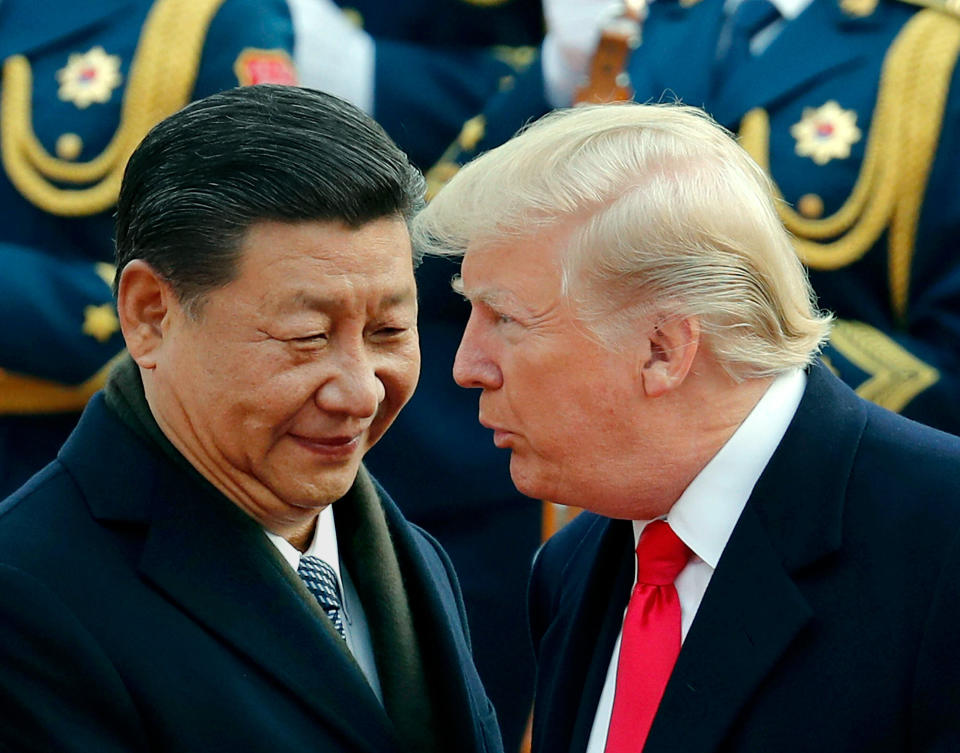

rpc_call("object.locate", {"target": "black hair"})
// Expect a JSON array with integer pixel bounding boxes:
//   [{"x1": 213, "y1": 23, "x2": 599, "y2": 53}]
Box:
[{"x1": 114, "y1": 84, "x2": 425, "y2": 305}]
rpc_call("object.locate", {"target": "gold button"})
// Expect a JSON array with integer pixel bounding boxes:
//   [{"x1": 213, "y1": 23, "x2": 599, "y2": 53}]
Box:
[
  {"x1": 56, "y1": 133, "x2": 83, "y2": 160},
  {"x1": 797, "y1": 193, "x2": 825, "y2": 219}
]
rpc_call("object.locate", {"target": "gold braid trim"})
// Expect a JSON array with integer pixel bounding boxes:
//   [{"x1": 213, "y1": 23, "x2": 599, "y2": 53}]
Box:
[
  {"x1": 1, "y1": 0, "x2": 228, "y2": 216},
  {"x1": 829, "y1": 319, "x2": 939, "y2": 411},
  {"x1": 738, "y1": 10, "x2": 960, "y2": 322},
  {"x1": 0, "y1": 353, "x2": 126, "y2": 414},
  {"x1": 888, "y1": 11, "x2": 960, "y2": 319}
]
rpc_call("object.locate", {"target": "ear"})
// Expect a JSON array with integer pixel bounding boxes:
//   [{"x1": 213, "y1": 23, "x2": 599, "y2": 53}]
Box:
[
  {"x1": 116, "y1": 260, "x2": 174, "y2": 370},
  {"x1": 640, "y1": 315, "x2": 701, "y2": 398}
]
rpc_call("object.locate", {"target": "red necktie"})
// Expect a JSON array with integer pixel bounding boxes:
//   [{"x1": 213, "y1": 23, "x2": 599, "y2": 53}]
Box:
[{"x1": 605, "y1": 520, "x2": 693, "y2": 753}]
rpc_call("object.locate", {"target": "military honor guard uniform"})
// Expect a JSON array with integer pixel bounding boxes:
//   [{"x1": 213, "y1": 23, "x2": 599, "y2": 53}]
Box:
[
  {"x1": 339, "y1": 0, "x2": 542, "y2": 169},
  {"x1": 0, "y1": 0, "x2": 297, "y2": 496},
  {"x1": 291, "y1": 0, "x2": 543, "y2": 170},
  {"x1": 433, "y1": 0, "x2": 960, "y2": 436}
]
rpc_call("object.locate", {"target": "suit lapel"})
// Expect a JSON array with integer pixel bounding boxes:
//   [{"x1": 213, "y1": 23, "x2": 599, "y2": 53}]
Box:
[
  {"x1": 64, "y1": 397, "x2": 398, "y2": 753},
  {"x1": 712, "y1": 0, "x2": 879, "y2": 125},
  {"x1": 646, "y1": 505, "x2": 812, "y2": 753},
  {"x1": 532, "y1": 516, "x2": 634, "y2": 753},
  {"x1": 647, "y1": 364, "x2": 866, "y2": 753}
]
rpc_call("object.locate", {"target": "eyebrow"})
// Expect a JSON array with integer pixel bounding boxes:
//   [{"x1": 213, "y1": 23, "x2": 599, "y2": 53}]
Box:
[{"x1": 454, "y1": 279, "x2": 525, "y2": 315}]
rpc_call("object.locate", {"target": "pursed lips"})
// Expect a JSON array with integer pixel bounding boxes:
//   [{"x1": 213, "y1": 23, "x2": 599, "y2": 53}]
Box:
[{"x1": 479, "y1": 416, "x2": 516, "y2": 449}]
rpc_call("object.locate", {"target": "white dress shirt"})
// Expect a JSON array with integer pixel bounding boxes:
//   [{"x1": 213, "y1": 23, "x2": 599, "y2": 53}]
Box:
[
  {"x1": 585, "y1": 368, "x2": 806, "y2": 753},
  {"x1": 265, "y1": 505, "x2": 383, "y2": 703}
]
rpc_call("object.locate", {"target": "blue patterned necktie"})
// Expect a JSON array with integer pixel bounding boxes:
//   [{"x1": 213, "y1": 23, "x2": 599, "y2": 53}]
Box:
[{"x1": 298, "y1": 555, "x2": 346, "y2": 640}]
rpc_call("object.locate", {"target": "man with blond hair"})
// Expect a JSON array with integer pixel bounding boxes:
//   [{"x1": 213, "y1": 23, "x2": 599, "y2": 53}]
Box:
[{"x1": 416, "y1": 102, "x2": 960, "y2": 753}]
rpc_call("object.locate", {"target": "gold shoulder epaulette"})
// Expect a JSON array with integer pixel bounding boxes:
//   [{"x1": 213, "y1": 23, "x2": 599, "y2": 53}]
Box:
[{"x1": 892, "y1": 0, "x2": 960, "y2": 19}]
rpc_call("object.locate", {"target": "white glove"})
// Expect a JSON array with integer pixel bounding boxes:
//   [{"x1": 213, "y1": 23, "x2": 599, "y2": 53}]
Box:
[
  {"x1": 287, "y1": 0, "x2": 375, "y2": 114},
  {"x1": 542, "y1": 0, "x2": 624, "y2": 108}
]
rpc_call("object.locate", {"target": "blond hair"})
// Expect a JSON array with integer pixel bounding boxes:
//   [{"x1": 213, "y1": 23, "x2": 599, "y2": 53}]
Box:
[{"x1": 414, "y1": 102, "x2": 832, "y2": 379}]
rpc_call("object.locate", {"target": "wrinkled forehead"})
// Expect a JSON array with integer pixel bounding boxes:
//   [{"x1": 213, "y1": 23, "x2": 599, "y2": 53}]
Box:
[{"x1": 230, "y1": 217, "x2": 417, "y2": 303}]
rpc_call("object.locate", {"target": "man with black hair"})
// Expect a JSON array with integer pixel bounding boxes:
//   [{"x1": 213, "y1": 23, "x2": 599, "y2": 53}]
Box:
[{"x1": 0, "y1": 84, "x2": 502, "y2": 753}]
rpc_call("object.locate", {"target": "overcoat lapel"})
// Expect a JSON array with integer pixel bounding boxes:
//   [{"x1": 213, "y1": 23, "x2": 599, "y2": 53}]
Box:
[
  {"x1": 384, "y1": 500, "x2": 491, "y2": 751},
  {"x1": 646, "y1": 364, "x2": 866, "y2": 753},
  {"x1": 65, "y1": 397, "x2": 398, "y2": 753},
  {"x1": 137, "y1": 480, "x2": 398, "y2": 753}
]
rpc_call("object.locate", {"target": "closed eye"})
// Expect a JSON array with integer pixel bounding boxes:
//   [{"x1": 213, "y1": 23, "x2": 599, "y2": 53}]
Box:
[
  {"x1": 289, "y1": 333, "x2": 328, "y2": 343},
  {"x1": 369, "y1": 326, "x2": 411, "y2": 340}
]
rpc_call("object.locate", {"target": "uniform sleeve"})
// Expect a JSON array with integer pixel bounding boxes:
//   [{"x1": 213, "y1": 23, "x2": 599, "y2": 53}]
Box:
[
  {"x1": 193, "y1": 0, "x2": 297, "y2": 97},
  {"x1": 0, "y1": 564, "x2": 148, "y2": 753},
  {"x1": 0, "y1": 243, "x2": 121, "y2": 404},
  {"x1": 821, "y1": 315, "x2": 960, "y2": 435}
]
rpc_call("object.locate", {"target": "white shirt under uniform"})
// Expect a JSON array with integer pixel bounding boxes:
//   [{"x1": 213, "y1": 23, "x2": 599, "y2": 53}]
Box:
[
  {"x1": 265, "y1": 506, "x2": 383, "y2": 703},
  {"x1": 585, "y1": 367, "x2": 807, "y2": 753}
]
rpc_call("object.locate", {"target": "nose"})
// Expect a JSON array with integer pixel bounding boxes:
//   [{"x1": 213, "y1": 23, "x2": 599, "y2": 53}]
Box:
[
  {"x1": 453, "y1": 313, "x2": 502, "y2": 390},
  {"x1": 314, "y1": 346, "x2": 385, "y2": 419}
]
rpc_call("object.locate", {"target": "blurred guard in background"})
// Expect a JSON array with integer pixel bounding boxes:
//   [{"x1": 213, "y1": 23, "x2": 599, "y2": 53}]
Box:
[
  {"x1": 0, "y1": 0, "x2": 297, "y2": 497},
  {"x1": 291, "y1": 4, "x2": 545, "y2": 749},
  {"x1": 432, "y1": 0, "x2": 960, "y2": 437},
  {"x1": 290, "y1": 0, "x2": 542, "y2": 169}
]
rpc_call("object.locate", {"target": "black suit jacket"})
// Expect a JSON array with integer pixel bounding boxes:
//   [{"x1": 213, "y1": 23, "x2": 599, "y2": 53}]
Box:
[
  {"x1": 529, "y1": 363, "x2": 960, "y2": 753},
  {"x1": 0, "y1": 394, "x2": 501, "y2": 753}
]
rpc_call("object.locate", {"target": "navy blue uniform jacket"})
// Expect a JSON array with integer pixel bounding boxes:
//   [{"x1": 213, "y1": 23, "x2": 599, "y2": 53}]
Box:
[
  {"x1": 529, "y1": 364, "x2": 960, "y2": 753},
  {"x1": 0, "y1": 394, "x2": 501, "y2": 753}
]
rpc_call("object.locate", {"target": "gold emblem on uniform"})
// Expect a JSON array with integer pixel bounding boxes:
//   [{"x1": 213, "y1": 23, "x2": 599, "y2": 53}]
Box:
[
  {"x1": 790, "y1": 100, "x2": 862, "y2": 165},
  {"x1": 56, "y1": 47, "x2": 123, "y2": 109},
  {"x1": 82, "y1": 304, "x2": 120, "y2": 343}
]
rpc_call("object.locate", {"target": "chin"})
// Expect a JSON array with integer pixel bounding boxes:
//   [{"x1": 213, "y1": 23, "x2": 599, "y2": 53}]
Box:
[{"x1": 508, "y1": 466, "x2": 551, "y2": 503}]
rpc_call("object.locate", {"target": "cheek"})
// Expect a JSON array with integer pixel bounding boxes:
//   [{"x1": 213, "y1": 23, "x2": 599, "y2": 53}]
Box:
[{"x1": 376, "y1": 349, "x2": 421, "y2": 412}]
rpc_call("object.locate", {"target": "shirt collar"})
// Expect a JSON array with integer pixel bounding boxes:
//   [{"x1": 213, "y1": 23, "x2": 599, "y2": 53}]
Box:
[
  {"x1": 633, "y1": 367, "x2": 806, "y2": 567},
  {"x1": 264, "y1": 505, "x2": 342, "y2": 583},
  {"x1": 723, "y1": 0, "x2": 813, "y2": 21}
]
